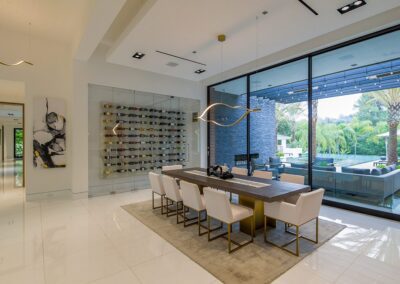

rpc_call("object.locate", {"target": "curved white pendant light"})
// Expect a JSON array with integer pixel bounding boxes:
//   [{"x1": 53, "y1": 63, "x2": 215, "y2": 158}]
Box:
[
  {"x1": 0, "y1": 60, "x2": 33, "y2": 67},
  {"x1": 197, "y1": 103, "x2": 261, "y2": 127}
]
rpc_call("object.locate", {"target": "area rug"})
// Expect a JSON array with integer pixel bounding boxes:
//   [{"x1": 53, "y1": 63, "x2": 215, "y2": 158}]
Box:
[{"x1": 122, "y1": 200, "x2": 345, "y2": 284}]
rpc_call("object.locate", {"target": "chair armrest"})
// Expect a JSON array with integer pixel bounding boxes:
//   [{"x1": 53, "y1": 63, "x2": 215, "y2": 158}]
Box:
[{"x1": 265, "y1": 201, "x2": 298, "y2": 224}]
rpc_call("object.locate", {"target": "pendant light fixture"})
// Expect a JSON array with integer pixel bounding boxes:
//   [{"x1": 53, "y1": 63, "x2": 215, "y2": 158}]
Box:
[
  {"x1": 198, "y1": 33, "x2": 261, "y2": 127},
  {"x1": 0, "y1": 1, "x2": 34, "y2": 67}
]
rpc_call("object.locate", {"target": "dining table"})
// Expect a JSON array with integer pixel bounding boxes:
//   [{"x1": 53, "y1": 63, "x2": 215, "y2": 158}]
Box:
[{"x1": 162, "y1": 167, "x2": 310, "y2": 235}]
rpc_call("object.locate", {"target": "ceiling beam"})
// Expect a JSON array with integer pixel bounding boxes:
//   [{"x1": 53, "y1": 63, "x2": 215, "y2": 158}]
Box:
[{"x1": 74, "y1": 0, "x2": 126, "y2": 61}]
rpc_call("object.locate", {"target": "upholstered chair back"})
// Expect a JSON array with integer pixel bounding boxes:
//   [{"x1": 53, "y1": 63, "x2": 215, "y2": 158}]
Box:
[
  {"x1": 204, "y1": 187, "x2": 233, "y2": 223},
  {"x1": 296, "y1": 188, "x2": 325, "y2": 225},
  {"x1": 252, "y1": 170, "x2": 273, "y2": 179},
  {"x1": 162, "y1": 165, "x2": 183, "y2": 171},
  {"x1": 280, "y1": 173, "x2": 305, "y2": 185},
  {"x1": 149, "y1": 172, "x2": 165, "y2": 195},
  {"x1": 231, "y1": 167, "x2": 248, "y2": 176},
  {"x1": 162, "y1": 175, "x2": 182, "y2": 202},
  {"x1": 180, "y1": 181, "x2": 204, "y2": 211}
]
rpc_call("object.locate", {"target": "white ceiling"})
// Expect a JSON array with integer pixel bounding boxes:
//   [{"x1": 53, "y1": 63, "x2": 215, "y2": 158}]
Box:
[
  {"x1": 0, "y1": 0, "x2": 95, "y2": 43},
  {"x1": 106, "y1": 0, "x2": 400, "y2": 81}
]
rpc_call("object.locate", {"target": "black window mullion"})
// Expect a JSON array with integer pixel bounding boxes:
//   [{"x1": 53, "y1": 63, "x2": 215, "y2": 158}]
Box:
[
  {"x1": 246, "y1": 75, "x2": 251, "y2": 176},
  {"x1": 206, "y1": 86, "x2": 210, "y2": 168},
  {"x1": 307, "y1": 56, "x2": 313, "y2": 189}
]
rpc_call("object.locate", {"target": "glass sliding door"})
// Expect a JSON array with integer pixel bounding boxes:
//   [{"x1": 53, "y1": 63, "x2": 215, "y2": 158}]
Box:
[
  {"x1": 249, "y1": 59, "x2": 309, "y2": 182},
  {"x1": 209, "y1": 76, "x2": 248, "y2": 171},
  {"x1": 312, "y1": 30, "x2": 400, "y2": 214},
  {"x1": 207, "y1": 24, "x2": 400, "y2": 220}
]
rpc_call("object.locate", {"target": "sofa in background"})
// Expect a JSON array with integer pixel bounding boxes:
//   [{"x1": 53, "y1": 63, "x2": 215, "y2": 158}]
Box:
[{"x1": 283, "y1": 163, "x2": 400, "y2": 201}]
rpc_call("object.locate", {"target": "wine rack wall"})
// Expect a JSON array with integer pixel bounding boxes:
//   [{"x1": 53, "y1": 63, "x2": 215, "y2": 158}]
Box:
[{"x1": 101, "y1": 102, "x2": 187, "y2": 177}]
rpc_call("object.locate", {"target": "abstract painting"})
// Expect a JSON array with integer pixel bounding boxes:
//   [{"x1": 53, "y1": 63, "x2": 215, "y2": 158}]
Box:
[{"x1": 33, "y1": 97, "x2": 66, "y2": 168}]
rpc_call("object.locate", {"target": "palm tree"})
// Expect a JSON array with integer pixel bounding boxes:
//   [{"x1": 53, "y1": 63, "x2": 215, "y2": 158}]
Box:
[{"x1": 370, "y1": 88, "x2": 400, "y2": 165}]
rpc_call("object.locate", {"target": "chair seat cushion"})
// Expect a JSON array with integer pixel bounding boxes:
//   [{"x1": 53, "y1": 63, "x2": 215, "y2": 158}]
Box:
[{"x1": 230, "y1": 204, "x2": 253, "y2": 223}]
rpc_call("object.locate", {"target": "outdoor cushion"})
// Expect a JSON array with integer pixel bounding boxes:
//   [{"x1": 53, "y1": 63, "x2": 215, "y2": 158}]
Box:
[
  {"x1": 389, "y1": 164, "x2": 396, "y2": 171},
  {"x1": 291, "y1": 162, "x2": 307, "y2": 168},
  {"x1": 341, "y1": 167, "x2": 370, "y2": 175},
  {"x1": 381, "y1": 167, "x2": 389, "y2": 174},
  {"x1": 314, "y1": 157, "x2": 334, "y2": 165},
  {"x1": 269, "y1": 157, "x2": 281, "y2": 165},
  {"x1": 371, "y1": 168, "x2": 382, "y2": 176},
  {"x1": 313, "y1": 165, "x2": 336, "y2": 172}
]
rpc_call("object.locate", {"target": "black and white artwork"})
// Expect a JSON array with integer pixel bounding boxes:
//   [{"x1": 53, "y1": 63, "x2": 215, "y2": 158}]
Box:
[{"x1": 33, "y1": 97, "x2": 66, "y2": 168}]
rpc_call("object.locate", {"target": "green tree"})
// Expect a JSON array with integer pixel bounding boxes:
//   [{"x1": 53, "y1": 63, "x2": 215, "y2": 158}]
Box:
[
  {"x1": 355, "y1": 93, "x2": 386, "y2": 125},
  {"x1": 369, "y1": 88, "x2": 400, "y2": 165}
]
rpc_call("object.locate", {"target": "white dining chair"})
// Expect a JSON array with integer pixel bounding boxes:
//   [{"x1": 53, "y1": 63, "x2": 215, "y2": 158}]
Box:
[
  {"x1": 162, "y1": 165, "x2": 183, "y2": 171},
  {"x1": 263, "y1": 188, "x2": 325, "y2": 256},
  {"x1": 252, "y1": 170, "x2": 273, "y2": 179},
  {"x1": 162, "y1": 175, "x2": 184, "y2": 223},
  {"x1": 280, "y1": 173, "x2": 305, "y2": 205},
  {"x1": 149, "y1": 172, "x2": 167, "y2": 214},
  {"x1": 180, "y1": 181, "x2": 209, "y2": 234},
  {"x1": 204, "y1": 187, "x2": 254, "y2": 253},
  {"x1": 280, "y1": 173, "x2": 305, "y2": 185},
  {"x1": 231, "y1": 167, "x2": 248, "y2": 176}
]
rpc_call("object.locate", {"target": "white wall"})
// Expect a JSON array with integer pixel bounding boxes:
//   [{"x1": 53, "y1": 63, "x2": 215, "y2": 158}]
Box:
[{"x1": 0, "y1": 28, "x2": 73, "y2": 195}]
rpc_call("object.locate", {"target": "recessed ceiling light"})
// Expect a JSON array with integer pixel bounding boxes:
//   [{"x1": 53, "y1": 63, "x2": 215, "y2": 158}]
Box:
[
  {"x1": 194, "y1": 69, "x2": 206, "y2": 74},
  {"x1": 132, "y1": 52, "x2": 145, "y2": 59},
  {"x1": 337, "y1": 0, "x2": 367, "y2": 14},
  {"x1": 166, "y1": 62, "x2": 179, "y2": 67}
]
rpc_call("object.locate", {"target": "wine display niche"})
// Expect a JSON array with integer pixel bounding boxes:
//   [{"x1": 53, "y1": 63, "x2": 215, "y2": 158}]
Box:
[{"x1": 101, "y1": 103, "x2": 187, "y2": 177}]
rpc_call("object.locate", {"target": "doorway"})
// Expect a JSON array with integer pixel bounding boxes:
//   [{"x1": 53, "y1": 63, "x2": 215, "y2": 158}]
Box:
[{"x1": 0, "y1": 103, "x2": 24, "y2": 189}]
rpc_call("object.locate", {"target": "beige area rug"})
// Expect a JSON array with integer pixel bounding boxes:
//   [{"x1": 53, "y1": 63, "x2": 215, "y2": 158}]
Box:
[{"x1": 122, "y1": 200, "x2": 345, "y2": 284}]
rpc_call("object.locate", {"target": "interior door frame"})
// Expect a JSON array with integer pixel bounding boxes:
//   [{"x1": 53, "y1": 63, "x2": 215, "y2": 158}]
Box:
[{"x1": 0, "y1": 102, "x2": 25, "y2": 187}]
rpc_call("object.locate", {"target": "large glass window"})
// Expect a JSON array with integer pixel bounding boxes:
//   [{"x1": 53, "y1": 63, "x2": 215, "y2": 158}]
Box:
[
  {"x1": 208, "y1": 26, "x2": 400, "y2": 219},
  {"x1": 209, "y1": 77, "x2": 248, "y2": 171},
  {"x1": 312, "y1": 30, "x2": 400, "y2": 214},
  {"x1": 250, "y1": 59, "x2": 309, "y2": 182}
]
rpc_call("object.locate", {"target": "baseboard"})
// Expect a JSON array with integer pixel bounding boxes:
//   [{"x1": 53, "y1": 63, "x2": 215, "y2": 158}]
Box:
[{"x1": 26, "y1": 188, "x2": 72, "y2": 201}]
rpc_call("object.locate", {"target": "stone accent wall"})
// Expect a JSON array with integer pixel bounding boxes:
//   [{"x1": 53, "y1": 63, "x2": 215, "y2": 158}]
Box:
[{"x1": 209, "y1": 91, "x2": 276, "y2": 168}]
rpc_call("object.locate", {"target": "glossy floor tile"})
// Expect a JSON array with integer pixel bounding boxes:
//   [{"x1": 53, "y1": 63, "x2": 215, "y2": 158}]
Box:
[{"x1": 1, "y1": 163, "x2": 400, "y2": 283}]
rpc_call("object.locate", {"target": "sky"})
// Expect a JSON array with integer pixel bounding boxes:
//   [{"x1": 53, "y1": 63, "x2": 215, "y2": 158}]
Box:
[{"x1": 318, "y1": 93, "x2": 362, "y2": 119}]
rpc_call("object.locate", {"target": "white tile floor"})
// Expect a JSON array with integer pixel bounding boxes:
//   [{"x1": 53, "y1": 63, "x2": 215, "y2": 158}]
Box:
[{"x1": 1, "y1": 173, "x2": 400, "y2": 283}]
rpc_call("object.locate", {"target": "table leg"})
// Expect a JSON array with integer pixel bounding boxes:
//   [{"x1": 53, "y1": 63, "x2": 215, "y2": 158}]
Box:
[{"x1": 239, "y1": 195, "x2": 275, "y2": 236}]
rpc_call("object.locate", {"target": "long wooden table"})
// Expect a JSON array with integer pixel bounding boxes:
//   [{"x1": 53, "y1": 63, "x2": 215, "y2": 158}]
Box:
[{"x1": 162, "y1": 167, "x2": 310, "y2": 235}]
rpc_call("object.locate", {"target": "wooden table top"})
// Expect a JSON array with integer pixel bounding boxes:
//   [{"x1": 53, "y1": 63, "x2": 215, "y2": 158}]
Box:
[{"x1": 162, "y1": 167, "x2": 310, "y2": 202}]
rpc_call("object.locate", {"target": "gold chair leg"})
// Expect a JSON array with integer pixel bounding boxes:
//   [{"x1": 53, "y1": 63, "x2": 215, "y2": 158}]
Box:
[
  {"x1": 152, "y1": 191, "x2": 154, "y2": 209},
  {"x1": 228, "y1": 223, "x2": 232, "y2": 253},
  {"x1": 264, "y1": 216, "x2": 267, "y2": 242},
  {"x1": 161, "y1": 195, "x2": 164, "y2": 214},
  {"x1": 198, "y1": 211, "x2": 201, "y2": 236},
  {"x1": 295, "y1": 225, "x2": 299, "y2": 256},
  {"x1": 183, "y1": 205, "x2": 186, "y2": 226},
  {"x1": 251, "y1": 216, "x2": 254, "y2": 242},
  {"x1": 207, "y1": 216, "x2": 211, "y2": 241}
]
